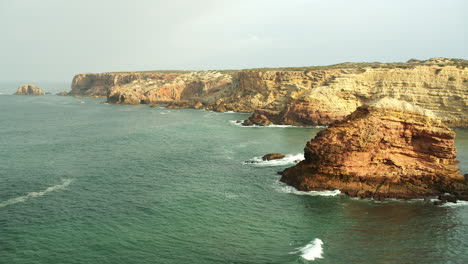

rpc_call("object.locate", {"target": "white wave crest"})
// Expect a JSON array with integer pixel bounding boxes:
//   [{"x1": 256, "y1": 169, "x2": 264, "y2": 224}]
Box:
[
  {"x1": 277, "y1": 184, "x2": 341, "y2": 197},
  {"x1": 440, "y1": 200, "x2": 468, "y2": 207},
  {"x1": 292, "y1": 238, "x2": 324, "y2": 261},
  {"x1": 228, "y1": 120, "x2": 325, "y2": 128},
  {"x1": 243, "y1": 154, "x2": 304, "y2": 167},
  {"x1": 0, "y1": 179, "x2": 73, "y2": 208},
  {"x1": 228, "y1": 120, "x2": 244, "y2": 126}
]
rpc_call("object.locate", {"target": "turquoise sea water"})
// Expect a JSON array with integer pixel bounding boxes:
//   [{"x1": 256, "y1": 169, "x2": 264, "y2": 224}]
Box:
[{"x1": 0, "y1": 88, "x2": 467, "y2": 263}]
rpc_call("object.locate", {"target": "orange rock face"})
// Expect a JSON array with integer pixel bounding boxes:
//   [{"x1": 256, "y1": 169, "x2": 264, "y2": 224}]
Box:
[
  {"x1": 71, "y1": 72, "x2": 183, "y2": 98},
  {"x1": 243, "y1": 100, "x2": 349, "y2": 126},
  {"x1": 70, "y1": 58, "x2": 468, "y2": 127},
  {"x1": 280, "y1": 99, "x2": 467, "y2": 199}
]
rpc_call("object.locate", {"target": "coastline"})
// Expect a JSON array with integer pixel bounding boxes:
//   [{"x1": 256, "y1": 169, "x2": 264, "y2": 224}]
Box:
[{"x1": 67, "y1": 57, "x2": 468, "y2": 128}]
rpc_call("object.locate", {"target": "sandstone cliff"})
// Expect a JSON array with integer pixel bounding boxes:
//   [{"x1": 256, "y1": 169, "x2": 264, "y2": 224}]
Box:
[
  {"x1": 15, "y1": 84, "x2": 44, "y2": 95},
  {"x1": 70, "y1": 58, "x2": 468, "y2": 127},
  {"x1": 280, "y1": 98, "x2": 467, "y2": 199},
  {"x1": 71, "y1": 72, "x2": 185, "y2": 98}
]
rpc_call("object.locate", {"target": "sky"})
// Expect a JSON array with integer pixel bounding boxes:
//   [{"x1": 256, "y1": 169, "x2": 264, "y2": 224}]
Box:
[{"x1": 0, "y1": 0, "x2": 466, "y2": 82}]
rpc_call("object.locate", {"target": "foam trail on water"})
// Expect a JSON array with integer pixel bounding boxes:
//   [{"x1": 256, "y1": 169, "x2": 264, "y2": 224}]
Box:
[
  {"x1": 229, "y1": 120, "x2": 326, "y2": 128},
  {"x1": 277, "y1": 184, "x2": 341, "y2": 197},
  {"x1": 243, "y1": 154, "x2": 304, "y2": 167},
  {"x1": 228, "y1": 120, "x2": 244, "y2": 126},
  {"x1": 0, "y1": 179, "x2": 73, "y2": 208},
  {"x1": 441, "y1": 200, "x2": 468, "y2": 207},
  {"x1": 291, "y1": 238, "x2": 324, "y2": 261}
]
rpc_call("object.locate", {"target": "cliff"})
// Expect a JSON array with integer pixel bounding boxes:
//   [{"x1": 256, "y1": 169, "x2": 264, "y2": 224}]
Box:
[
  {"x1": 279, "y1": 98, "x2": 467, "y2": 199},
  {"x1": 70, "y1": 72, "x2": 185, "y2": 98},
  {"x1": 15, "y1": 84, "x2": 44, "y2": 95},
  {"x1": 70, "y1": 58, "x2": 468, "y2": 127}
]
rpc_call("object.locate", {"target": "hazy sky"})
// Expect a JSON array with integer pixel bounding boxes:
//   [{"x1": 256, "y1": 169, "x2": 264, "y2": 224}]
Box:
[{"x1": 0, "y1": 0, "x2": 466, "y2": 81}]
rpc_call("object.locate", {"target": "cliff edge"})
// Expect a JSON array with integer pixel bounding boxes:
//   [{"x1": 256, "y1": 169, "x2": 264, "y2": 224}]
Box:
[{"x1": 70, "y1": 58, "x2": 468, "y2": 127}]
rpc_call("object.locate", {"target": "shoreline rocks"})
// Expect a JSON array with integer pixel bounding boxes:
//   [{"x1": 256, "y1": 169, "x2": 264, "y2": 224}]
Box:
[
  {"x1": 279, "y1": 98, "x2": 467, "y2": 200},
  {"x1": 15, "y1": 84, "x2": 44, "y2": 95}
]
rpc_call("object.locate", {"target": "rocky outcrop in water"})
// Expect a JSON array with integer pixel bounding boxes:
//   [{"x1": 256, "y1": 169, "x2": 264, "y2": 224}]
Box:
[
  {"x1": 70, "y1": 58, "x2": 468, "y2": 127},
  {"x1": 262, "y1": 153, "x2": 285, "y2": 161},
  {"x1": 15, "y1": 84, "x2": 44, "y2": 95},
  {"x1": 280, "y1": 98, "x2": 467, "y2": 199},
  {"x1": 56, "y1": 91, "x2": 70, "y2": 96}
]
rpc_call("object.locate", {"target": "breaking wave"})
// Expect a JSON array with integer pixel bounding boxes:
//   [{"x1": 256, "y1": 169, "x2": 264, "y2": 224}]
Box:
[
  {"x1": 0, "y1": 179, "x2": 73, "y2": 208},
  {"x1": 228, "y1": 120, "x2": 325, "y2": 128},
  {"x1": 276, "y1": 183, "x2": 341, "y2": 197},
  {"x1": 291, "y1": 238, "x2": 324, "y2": 261},
  {"x1": 440, "y1": 200, "x2": 468, "y2": 207},
  {"x1": 243, "y1": 154, "x2": 304, "y2": 167}
]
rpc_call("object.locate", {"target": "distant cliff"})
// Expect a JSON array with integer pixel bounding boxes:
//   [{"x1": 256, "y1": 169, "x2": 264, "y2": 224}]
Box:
[{"x1": 70, "y1": 58, "x2": 468, "y2": 127}]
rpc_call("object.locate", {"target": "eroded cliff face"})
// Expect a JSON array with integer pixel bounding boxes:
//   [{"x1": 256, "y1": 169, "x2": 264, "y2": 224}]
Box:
[
  {"x1": 107, "y1": 71, "x2": 236, "y2": 106},
  {"x1": 70, "y1": 58, "x2": 468, "y2": 127},
  {"x1": 244, "y1": 62, "x2": 468, "y2": 127},
  {"x1": 71, "y1": 72, "x2": 184, "y2": 98},
  {"x1": 280, "y1": 98, "x2": 467, "y2": 199}
]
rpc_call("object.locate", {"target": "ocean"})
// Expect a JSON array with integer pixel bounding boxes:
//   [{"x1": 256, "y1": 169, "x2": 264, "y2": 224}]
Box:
[{"x1": 1, "y1": 84, "x2": 467, "y2": 263}]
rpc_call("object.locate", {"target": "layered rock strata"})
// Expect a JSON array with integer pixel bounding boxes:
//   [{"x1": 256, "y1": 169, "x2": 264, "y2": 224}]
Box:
[
  {"x1": 15, "y1": 84, "x2": 44, "y2": 95},
  {"x1": 70, "y1": 58, "x2": 468, "y2": 127},
  {"x1": 280, "y1": 98, "x2": 467, "y2": 199}
]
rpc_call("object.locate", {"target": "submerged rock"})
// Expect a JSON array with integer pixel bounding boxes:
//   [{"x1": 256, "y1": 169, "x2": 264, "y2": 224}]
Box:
[
  {"x1": 280, "y1": 98, "x2": 467, "y2": 199},
  {"x1": 15, "y1": 84, "x2": 44, "y2": 95}
]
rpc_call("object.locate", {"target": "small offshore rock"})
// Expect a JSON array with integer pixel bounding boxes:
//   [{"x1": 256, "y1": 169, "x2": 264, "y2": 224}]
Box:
[
  {"x1": 56, "y1": 91, "x2": 70, "y2": 96},
  {"x1": 15, "y1": 84, "x2": 44, "y2": 95},
  {"x1": 262, "y1": 153, "x2": 285, "y2": 161}
]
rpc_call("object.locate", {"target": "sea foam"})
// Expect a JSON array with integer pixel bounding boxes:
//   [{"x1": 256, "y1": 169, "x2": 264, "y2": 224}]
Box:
[
  {"x1": 0, "y1": 179, "x2": 73, "y2": 208},
  {"x1": 243, "y1": 154, "x2": 304, "y2": 167},
  {"x1": 292, "y1": 238, "x2": 324, "y2": 261},
  {"x1": 278, "y1": 184, "x2": 341, "y2": 197},
  {"x1": 229, "y1": 120, "x2": 325, "y2": 128},
  {"x1": 440, "y1": 200, "x2": 468, "y2": 207}
]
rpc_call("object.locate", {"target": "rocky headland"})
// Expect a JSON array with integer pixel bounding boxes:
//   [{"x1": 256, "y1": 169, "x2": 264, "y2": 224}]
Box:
[
  {"x1": 69, "y1": 58, "x2": 468, "y2": 127},
  {"x1": 279, "y1": 98, "x2": 467, "y2": 200},
  {"x1": 15, "y1": 84, "x2": 44, "y2": 95}
]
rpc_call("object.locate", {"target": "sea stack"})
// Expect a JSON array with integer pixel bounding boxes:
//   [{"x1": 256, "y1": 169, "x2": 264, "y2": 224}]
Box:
[
  {"x1": 280, "y1": 98, "x2": 467, "y2": 199},
  {"x1": 15, "y1": 84, "x2": 44, "y2": 95}
]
